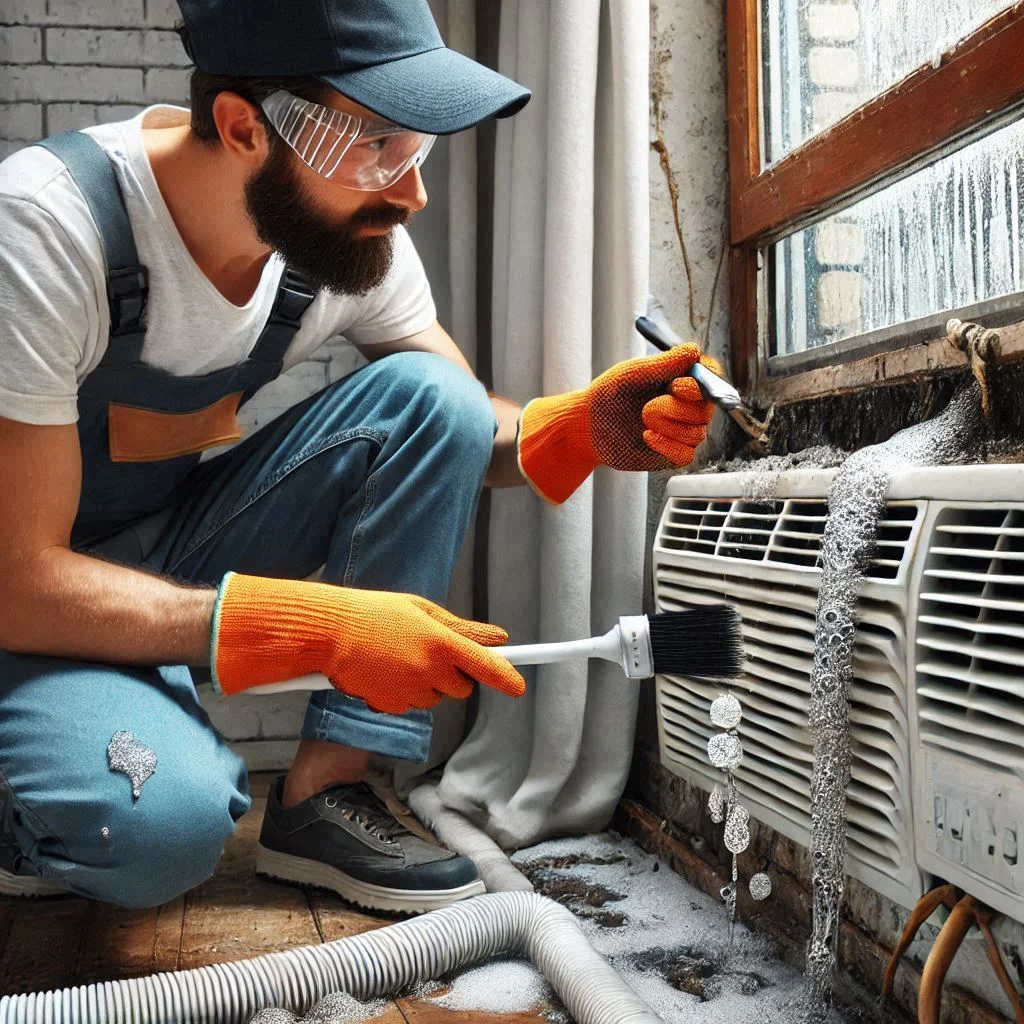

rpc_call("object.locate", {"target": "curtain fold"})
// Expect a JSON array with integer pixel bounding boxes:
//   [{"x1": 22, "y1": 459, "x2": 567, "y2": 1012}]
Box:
[{"x1": 434, "y1": 0, "x2": 652, "y2": 848}]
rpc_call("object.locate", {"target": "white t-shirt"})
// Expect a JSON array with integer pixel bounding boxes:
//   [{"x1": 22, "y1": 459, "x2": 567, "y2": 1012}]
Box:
[{"x1": 0, "y1": 105, "x2": 437, "y2": 426}]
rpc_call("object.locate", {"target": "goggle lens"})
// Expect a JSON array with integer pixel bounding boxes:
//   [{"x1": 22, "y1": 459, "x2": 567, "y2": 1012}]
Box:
[{"x1": 261, "y1": 90, "x2": 436, "y2": 192}]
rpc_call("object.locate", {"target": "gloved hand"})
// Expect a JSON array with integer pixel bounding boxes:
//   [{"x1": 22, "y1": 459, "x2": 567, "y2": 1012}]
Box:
[
  {"x1": 517, "y1": 343, "x2": 721, "y2": 504},
  {"x1": 211, "y1": 572, "x2": 526, "y2": 714}
]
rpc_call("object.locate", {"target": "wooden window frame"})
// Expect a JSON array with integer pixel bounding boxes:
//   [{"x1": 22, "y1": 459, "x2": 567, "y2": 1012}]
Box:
[{"x1": 726, "y1": 2, "x2": 1024, "y2": 402}]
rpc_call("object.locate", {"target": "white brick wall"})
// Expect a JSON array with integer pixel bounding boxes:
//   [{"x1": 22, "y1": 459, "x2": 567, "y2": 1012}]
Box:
[
  {"x1": 0, "y1": 100, "x2": 42, "y2": 138},
  {"x1": 817, "y1": 270, "x2": 863, "y2": 329},
  {"x1": 0, "y1": 26, "x2": 43, "y2": 63},
  {"x1": 814, "y1": 220, "x2": 864, "y2": 265},
  {"x1": 0, "y1": 0, "x2": 187, "y2": 144}
]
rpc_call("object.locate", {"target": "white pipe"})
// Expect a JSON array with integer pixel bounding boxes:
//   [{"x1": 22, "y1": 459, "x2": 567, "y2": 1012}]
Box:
[
  {"x1": 0, "y1": 892, "x2": 662, "y2": 1024},
  {"x1": 407, "y1": 784, "x2": 533, "y2": 893}
]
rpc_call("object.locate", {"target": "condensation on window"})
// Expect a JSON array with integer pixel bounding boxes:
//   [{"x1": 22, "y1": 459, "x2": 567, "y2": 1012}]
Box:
[
  {"x1": 772, "y1": 115, "x2": 1024, "y2": 356},
  {"x1": 763, "y1": 0, "x2": 1014, "y2": 163}
]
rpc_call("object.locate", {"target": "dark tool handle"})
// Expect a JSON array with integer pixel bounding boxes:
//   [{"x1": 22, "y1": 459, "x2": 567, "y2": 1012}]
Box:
[
  {"x1": 634, "y1": 314, "x2": 679, "y2": 352},
  {"x1": 634, "y1": 316, "x2": 742, "y2": 410}
]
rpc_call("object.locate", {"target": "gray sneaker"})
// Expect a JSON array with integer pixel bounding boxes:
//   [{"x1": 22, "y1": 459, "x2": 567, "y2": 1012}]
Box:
[{"x1": 256, "y1": 777, "x2": 485, "y2": 914}]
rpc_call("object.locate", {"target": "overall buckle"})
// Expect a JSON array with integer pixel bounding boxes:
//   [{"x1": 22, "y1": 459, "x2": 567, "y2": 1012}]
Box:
[{"x1": 107, "y1": 265, "x2": 149, "y2": 335}]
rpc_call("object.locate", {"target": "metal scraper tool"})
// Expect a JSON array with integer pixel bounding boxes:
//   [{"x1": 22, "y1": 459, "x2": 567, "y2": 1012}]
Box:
[{"x1": 634, "y1": 314, "x2": 770, "y2": 451}]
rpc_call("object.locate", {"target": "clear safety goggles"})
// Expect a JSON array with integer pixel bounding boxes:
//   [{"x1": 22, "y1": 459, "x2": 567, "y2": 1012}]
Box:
[{"x1": 260, "y1": 90, "x2": 436, "y2": 192}]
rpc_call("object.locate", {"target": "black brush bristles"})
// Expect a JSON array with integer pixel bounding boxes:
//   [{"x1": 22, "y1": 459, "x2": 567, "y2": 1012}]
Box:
[{"x1": 648, "y1": 606, "x2": 744, "y2": 679}]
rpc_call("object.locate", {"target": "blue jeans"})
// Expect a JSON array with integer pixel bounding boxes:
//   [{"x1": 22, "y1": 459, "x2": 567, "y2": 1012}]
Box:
[{"x1": 0, "y1": 352, "x2": 496, "y2": 907}]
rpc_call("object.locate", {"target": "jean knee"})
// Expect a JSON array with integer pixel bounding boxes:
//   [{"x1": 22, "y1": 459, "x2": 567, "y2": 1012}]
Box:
[
  {"x1": 389, "y1": 351, "x2": 496, "y2": 465},
  {"x1": 72, "y1": 769, "x2": 248, "y2": 909}
]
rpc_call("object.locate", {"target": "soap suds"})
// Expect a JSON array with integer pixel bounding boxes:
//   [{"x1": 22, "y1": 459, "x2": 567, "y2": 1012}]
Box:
[
  {"x1": 249, "y1": 993, "x2": 388, "y2": 1023},
  {"x1": 426, "y1": 833, "x2": 866, "y2": 1023}
]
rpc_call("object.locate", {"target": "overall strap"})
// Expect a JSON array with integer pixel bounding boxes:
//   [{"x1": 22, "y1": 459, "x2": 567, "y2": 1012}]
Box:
[
  {"x1": 35, "y1": 131, "x2": 148, "y2": 365},
  {"x1": 246, "y1": 266, "x2": 317, "y2": 374}
]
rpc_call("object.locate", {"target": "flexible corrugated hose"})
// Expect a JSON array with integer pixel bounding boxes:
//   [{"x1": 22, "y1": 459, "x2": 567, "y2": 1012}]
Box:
[{"x1": 0, "y1": 891, "x2": 662, "y2": 1023}]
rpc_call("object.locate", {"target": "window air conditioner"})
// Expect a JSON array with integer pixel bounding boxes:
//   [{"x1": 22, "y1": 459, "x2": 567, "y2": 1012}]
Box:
[{"x1": 654, "y1": 463, "x2": 1024, "y2": 920}]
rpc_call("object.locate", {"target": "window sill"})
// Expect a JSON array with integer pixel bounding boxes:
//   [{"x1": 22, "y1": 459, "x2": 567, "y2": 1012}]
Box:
[{"x1": 753, "y1": 316, "x2": 1024, "y2": 408}]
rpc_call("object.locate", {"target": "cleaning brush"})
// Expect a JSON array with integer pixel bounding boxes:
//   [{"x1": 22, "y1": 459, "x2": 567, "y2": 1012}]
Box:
[
  {"x1": 253, "y1": 605, "x2": 744, "y2": 694},
  {"x1": 495, "y1": 605, "x2": 743, "y2": 678}
]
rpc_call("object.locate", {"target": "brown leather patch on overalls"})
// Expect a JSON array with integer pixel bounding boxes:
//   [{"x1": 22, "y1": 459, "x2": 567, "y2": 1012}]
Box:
[{"x1": 106, "y1": 391, "x2": 245, "y2": 463}]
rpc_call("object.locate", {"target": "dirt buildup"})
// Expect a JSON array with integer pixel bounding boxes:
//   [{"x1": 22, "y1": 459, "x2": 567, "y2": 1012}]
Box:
[
  {"x1": 663, "y1": 953, "x2": 719, "y2": 1000},
  {"x1": 623, "y1": 946, "x2": 770, "y2": 1003},
  {"x1": 525, "y1": 870, "x2": 625, "y2": 909},
  {"x1": 516, "y1": 851, "x2": 631, "y2": 929},
  {"x1": 590, "y1": 910, "x2": 627, "y2": 928},
  {"x1": 521, "y1": 852, "x2": 629, "y2": 871}
]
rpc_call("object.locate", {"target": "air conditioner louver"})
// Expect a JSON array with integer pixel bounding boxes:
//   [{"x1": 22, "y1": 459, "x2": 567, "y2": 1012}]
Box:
[
  {"x1": 917, "y1": 507, "x2": 1024, "y2": 776},
  {"x1": 911, "y1": 500, "x2": 1024, "y2": 920},
  {"x1": 659, "y1": 496, "x2": 917, "y2": 580},
  {"x1": 653, "y1": 471, "x2": 923, "y2": 910},
  {"x1": 657, "y1": 569, "x2": 911, "y2": 890}
]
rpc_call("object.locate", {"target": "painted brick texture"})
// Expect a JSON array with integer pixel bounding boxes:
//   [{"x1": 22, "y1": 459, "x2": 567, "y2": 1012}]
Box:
[{"x1": 0, "y1": 0, "x2": 185, "y2": 142}]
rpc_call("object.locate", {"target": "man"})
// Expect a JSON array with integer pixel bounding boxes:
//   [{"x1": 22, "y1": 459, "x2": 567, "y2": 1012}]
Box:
[{"x1": 0, "y1": 0, "x2": 715, "y2": 914}]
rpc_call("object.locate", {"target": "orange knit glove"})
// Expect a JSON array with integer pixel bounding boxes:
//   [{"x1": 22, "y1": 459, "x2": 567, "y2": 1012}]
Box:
[
  {"x1": 517, "y1": 345, "x2": 721, "y2": 504},
  {"x1": 211, "y1": 573, "x2": 526, "y2": 715}
]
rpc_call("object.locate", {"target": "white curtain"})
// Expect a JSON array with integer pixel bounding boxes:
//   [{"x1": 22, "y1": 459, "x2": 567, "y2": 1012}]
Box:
[{"x1": 422, "y1": 0, "x2": 652, "y2": 849}]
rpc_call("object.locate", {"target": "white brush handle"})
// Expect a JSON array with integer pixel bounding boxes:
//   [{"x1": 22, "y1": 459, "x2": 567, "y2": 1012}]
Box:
[
  {"x1": 247, "y1": 624, "x2": 636, "y2": 695},
  {"x1": 494, "y1": 627, "x2": 622, "y2": 666}
]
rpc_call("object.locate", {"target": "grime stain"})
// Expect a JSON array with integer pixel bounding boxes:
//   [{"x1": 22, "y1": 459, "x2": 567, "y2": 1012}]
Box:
[
  {"x1": 106, "y1": 731, "x2": 157, "y2": 800},
  {"x1": 521, "y1": 852, "x2": 629, "y2": 871},
  {"x1": 518, "y1": 855, "x2": 630, "y2": 929},
  {"x1": 624, "y1": 946, "x2": 769, "y2": 1002},
  {"x1": 754, "y1": 356, "x2": 1024, "y2": 464},
  {"x1": 527, "y1": 872, "x2": 625, "y2": 909}
]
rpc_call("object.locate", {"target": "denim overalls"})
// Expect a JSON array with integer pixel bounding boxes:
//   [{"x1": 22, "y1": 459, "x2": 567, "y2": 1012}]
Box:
[
  {"x1": 32, "y1": 131, "x2": 317, "y2": 548},
  {"x1": 0, "y1": 130, "x2": 496, "y2": 907}
]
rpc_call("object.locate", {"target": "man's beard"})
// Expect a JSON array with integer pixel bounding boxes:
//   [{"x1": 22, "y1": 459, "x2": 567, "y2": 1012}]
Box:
[{"x1": 244, "y1": 141, "x2": 409, "y2": 296}]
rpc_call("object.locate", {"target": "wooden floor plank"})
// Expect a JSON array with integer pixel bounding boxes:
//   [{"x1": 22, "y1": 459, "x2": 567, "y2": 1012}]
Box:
[
  {"x1": 310, "y1": 888, "x2": 391, "y2": 943},
  {"x1": 366, "y1": 1003, "x2": 411, "y2": 1023},
  {"x1": 0, "y1": 897, "x2": 91, "y2": 995},
  {"x1": 152, "y1": 895, "x2": 186, "y2": 973},
  {"x1": 397, "y1": 1000, "x2": 547, "y2": 1022},
  {"x1": 73, "y1": 901, "x2": 164, "y2": 987},
  {"x1": 178, "y1": 791, "x2": 321, "y2": 968}
]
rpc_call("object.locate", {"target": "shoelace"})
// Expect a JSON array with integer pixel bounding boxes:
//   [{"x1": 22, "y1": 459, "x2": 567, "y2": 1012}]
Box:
[{"x1": 325, "y1": 784, "x2": 413, "y2": 844}]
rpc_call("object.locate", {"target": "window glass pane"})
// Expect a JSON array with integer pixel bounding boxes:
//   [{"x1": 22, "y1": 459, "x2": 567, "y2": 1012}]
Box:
[
  {"x1": 762, "y1": 0, "x2": 1014, "y2": 163},
  {"x1": 772, "y1": 115, "x2": 1024, "y2": 357}
]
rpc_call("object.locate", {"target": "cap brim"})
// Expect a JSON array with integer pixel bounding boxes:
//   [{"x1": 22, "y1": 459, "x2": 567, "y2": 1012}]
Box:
[{"x1": 318, "y1": 47, "x2": 530, "y2": 135}]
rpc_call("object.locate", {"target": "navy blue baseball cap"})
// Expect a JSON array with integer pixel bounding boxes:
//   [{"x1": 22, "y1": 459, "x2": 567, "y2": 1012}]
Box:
[{"x1": 176, "y1": 0, "x2": 531, "y2": 135}]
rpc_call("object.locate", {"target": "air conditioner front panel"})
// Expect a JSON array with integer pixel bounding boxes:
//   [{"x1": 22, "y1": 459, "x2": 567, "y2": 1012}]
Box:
[{"x1": 654, "y1": 473, "x2": 923, "y2": 910}]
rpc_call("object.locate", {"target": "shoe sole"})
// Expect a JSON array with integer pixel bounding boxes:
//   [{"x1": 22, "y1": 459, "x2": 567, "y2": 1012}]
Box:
[
  {"x1": 255, "y1": 843, "x2": 486, "y2": 914},
  {"x1": 0, "y1": 866, "x2": 70, "y2": 898}
]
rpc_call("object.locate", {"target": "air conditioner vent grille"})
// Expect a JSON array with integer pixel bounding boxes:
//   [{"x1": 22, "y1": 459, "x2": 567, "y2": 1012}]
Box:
[
  {"x1": 655, "y1": 569, "x2": 910, "y2": 883},
  {"x1": 916, "y1": 505, "x2": 1024, "y2": 775},
  {"x1": 658, "y1": 497, "x2": 919, "y2": 580}
]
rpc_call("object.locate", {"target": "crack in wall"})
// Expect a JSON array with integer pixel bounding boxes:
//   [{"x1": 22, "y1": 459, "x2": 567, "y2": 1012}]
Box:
[
  {"x1": 651, "y1": 30, "x2": 699, "y2": 337},
  {"x1": 703, "y1": 219, "x2": 728, "y2": 348}
]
